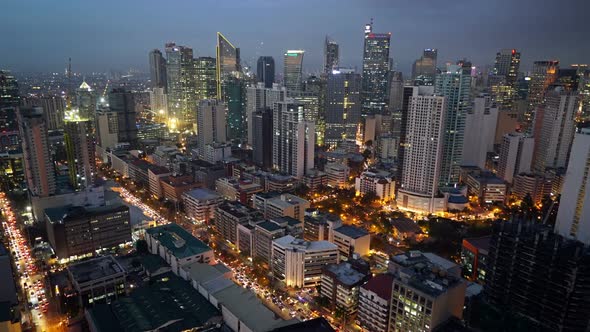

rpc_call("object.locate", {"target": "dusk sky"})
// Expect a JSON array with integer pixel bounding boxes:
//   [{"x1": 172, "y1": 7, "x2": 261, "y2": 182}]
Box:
[{"x1": 1, "y1": 0, "x2": 589, "y2": 75}]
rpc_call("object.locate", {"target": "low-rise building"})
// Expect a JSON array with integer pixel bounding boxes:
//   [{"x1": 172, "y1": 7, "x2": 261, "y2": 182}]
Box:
[
  {"x1": 45, "y1": 204, "x2": 131, "y2": 260},
  {"x1": 128, "y1": 158, "x2": 151, "y2": 186},
  {"x1": 182, "y1": 188, "x2": 223, "y2": 223},
  {"x1": 463, "y1": 170, "x2": 507, "y2": 204},
  {"x1": 325, "y1": 162, "x2": 350, "y2": 188},
  {"x1": 148, "y1": 165, "x2": 171, "y2": 198},
  {"x1": 160, "y1": 174, "x2": 202, "y2": 203},
  {"x1": 303, "y1": 209, "x2": 343, "y2": 242},
  {"x1": 332, "y1": 225, "x2": 371, "y2": 259},
  {"x1": 461, "y1": 236, "x2": 490, "y2": 283},
  {"x1": 390, "y1": 218, "x2": 422, "y2": 242},
  {"x1": 145, "y1": 223, "x2": 215, "y2": 275},
  {"x1": 271, "y1": 235, "x2": 339, "y2": 288},
  {"x1": 254, "y1": 220, "x2": 286, "y2": 264},
  {"x1": 355, "y1": 169, "x2": 395, "y2": 201},
  {"x1": 304, "y1": 169, "x2": 328, "y2": 190},
  {"x1": 358, "y1": 274, "x2": 394, "y2": 332},
  {"x1": 320, "y1": 262, "x2": 370, "y2": 314},
  {"x1": 253, "y1": 193, "x2": 310, "y2": 222},
  {"x1": 388, "y1": 251, "x2": 467, "y2": 331},
  {"x1": 67, "y1": 256, "x2": 127, "y2": 307},
  {"x1": 214, "y1": 201, "x2": 262, "y2": 245},
  {"x1": 203, "y1": 142, "x2": 232, "y2": 164},
  {"x1": 215, "y1": 177, "x2": 264, "y2": 206}
]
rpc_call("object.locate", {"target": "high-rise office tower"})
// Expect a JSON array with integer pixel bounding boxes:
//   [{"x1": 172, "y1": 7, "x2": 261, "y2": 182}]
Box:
[
  {"x1": 224, "y1": 77, "x2": 245, "y2": 140},
  {"x1": 555, "y1": 128, "x2": 590, "y2": 244},
  {"x1": 216, "y1": 32, "x2": 240, "y2": 100},
  {"x1": 246, "y1": 83, "x2": 286, "y2": 145},
  {"x1": 388, "y1": 71, "x2": 404, "y2": 112},
  {"x1": 76, "y1": 81, "x2": 96, "y2": 120},
  {"x1": 411, "y1": 48, "x2": 437, "y2": 85},
  {"x1": 323, "y1": 37, "x2": 339, "y2": 74},
  {"x1": 196, "y1": 99, "x2": 227, "y2": 159},
  {"x1": 497, "y1": 132, "x2": 534, "y2": 184},
  {"x1": 95, "y1": 108, "x2": 119, "y2": 150},
  {"x1": 435, "y1": 62, "x2": 472, "y2": 186},
  {"x1": 25, "y1": 96, "x2": 65, "y2": 131},
  {"x1": 397, "y1": 86, "x2": 447, "y2": 213},
  {"x1": 252, "y1": 109, "x2": 273, "y2": 169},
  {"x1": 284, "y1": 50, "x2": 305, "y2": 94},
  {"x1": 108, "y1": 89, "x2": 138, "y2": 146},
  {"x1": 272, "y1": 101, "x2": 315, "y2": 178},
  {"x1": 361, "y1": 21, "x2": 391, "y2": 114},
  {"x1": 0, "y1": 70, "x2": 19, "y2": 108},
  {"x1": 325, "y1": 69, "x2": 361, "y2": 148},
  {"x1": 148, "y1": 49, "x2": 167, "y2": 91},
  {"x1": 64, "y1": 113, "x2": 95, "y2": 190},
  {"x1": 462, "y1": 94, "x2": 498, "y2": 169},
  {"x1": 194, "y1": 57, "x2": 217, "y2": 102},
  {"x1": 532, "y1": 87, "x2": 577, "y2": 173},
  {"x1": 165, "y1": 43, "x2": 194, "y2": 130},
  {"x1": 493, "y1": 49, "x2": 520, "y2": 87},
  {"x1": 149, "y1": 87, "x2": 168, "y2": 122},
  {"x1": 257, "y1": 56, "x2": 275, "y2": 89},
  {"x1": 17, "y1": 107, "x2": 56, "y2": 197},
  {"x1": 527, "y1": 60, "x2": 559, "y2": 123},
  {"x1": 303, "y1": 76, "x2": 327, "y2": 145}
]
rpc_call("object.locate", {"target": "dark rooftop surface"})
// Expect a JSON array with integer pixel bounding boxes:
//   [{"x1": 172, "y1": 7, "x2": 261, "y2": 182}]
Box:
[
  {"x1": 335, "y1": 225, "x2": 369, "y2": 239},
  {"x1": 391, "y1": 218, "x2": 422, "y2": 234},
  {"x1": 145, "y1": 223, "x2": 212, "y2": 259},
  {"x1": 271, "y1": 317, "x2": 335, "y2": 332},
  {"x1": 362, "y1": 273, "x2": 394, "y2": 300},
  {"x1": 257, "y1": 220, "x2": 284, "y2": 232},
  {"x1": 463, "y1": 236, "x2": 491, "y2": 252}
]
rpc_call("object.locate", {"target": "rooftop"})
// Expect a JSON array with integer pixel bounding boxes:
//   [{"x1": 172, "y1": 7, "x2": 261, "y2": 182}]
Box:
[
  {"x1": 362, "y1": 273, "x2": 394, "y2": 300},
  {"x1": 140, "y1": 254, "x2": 170, "y2": 274},
  {"x1": 463, "y1": 236, "x2": 491, "y2": 253},
  {"x1": 334, "y1": 225, "x2": 369, "y2": 239},
  {"x1": 323, "y1": 262, "x2": 367, "y2": 286},
  {"x1": 68, "y1": 256, "x2": 125, "y2": 284},
  {"x1": 213, "y1": 284, "x2": 294, "y2": 331},
  {"x1": 274, "y1": 235, "x2": 338, "y2": 252},
  {"x1": 257, "y1": 220, "x2": 285, "y2": 233},
  {"x1": 88, "y1": 273, "x2": 220, "y2": 332},
  {"x1": 271, "y1": 317, "x2": 335, "y2": 332},
  {"x1": 184, "y1": 188, "x2": 221, "y2": 201},
  {"x1": 145, "y1": 224, "x2": 212, "y2": 259},
  {"x1": 391, "y1": 218, "x2": 422, "y2": 234},
  {"x1": 45, "y1": 204, "x2": 128, "y2": 223},
  {"x1": 148, "y1": 165, "x2": 171, "y2": 175}
]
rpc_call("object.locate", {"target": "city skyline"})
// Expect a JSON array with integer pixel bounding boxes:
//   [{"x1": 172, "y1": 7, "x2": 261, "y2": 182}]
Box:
[{"x1": 2, "y1": 0, "x2": 589, "y2": 74}]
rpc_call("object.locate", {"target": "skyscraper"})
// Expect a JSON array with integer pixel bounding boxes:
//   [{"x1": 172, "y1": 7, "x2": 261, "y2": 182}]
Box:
[
  {"x1": 257, "y1": 56, "x2": 275, "y2": 89},
  {"x1": 555, "y1": 128, "x2": 590, "y2": 244},
  {"x1": 165, "y1": 43, "x2": 194, "y2": 130},
  {"x1": 76, "y1": 81, "x2": 95, "y2": 120},
  {"x1": 272, "y1": 101, "x2": 315, "y2": 178},
  {"x1": 532, "y1": 87, "x2": 577, "y2": 173},
  {"x1": 493, "y1": 49, "x2": 520, "y2": 87},
  {"x1": 325, "y1": 69, "x2": 361, "y2": 148},
  {"x1": 196, "y1": 99, "x2": 227, "y2": 159},
  {"x1": 246, "y1": 83, "x2": 286, "y2": 145},
  {"x1": 193, "y1": 57, "x2": 217, "y2": 101},
  {"x1": 17, "y1": 107, "x2": 56, "y2": 197},
  {"x1": 497, "y1": 132, "x2": 534, "y2": 184},
  {"x1": 252, "y1": 109, "x2": 273, "y2": 169},
  {"x1": 397, "y1": 86, "x2": 447, "y2": 213},
  {"x1": 361, "y1": 21, "x2": 391, "y2": 114},
  {"x1": 323, "y1": 37, "x2": 339, "y2": 74},
  {"x1": 435, "y1": 62, "x2": 472, "y2": 186},
  {"x1": 388, "y1": 71, "x2": 404, "y2": 112},
  {"x1": 461, "y1": 94, "x2": 498, "y2": 169},
  {"x1": 224, "y1": 77, "x2": 245, "y2": 140},
  {"x1": 216, "y1": 32, "x2": 240, "y2": 100},
  {"x1": 284, "y1": 50, "x2": 305, "y2": 94},
  {"x1": 148, "y1": 49, "x2": 167, "y2": 91},
  {"x1": 108, "y1": 89, "x2": 138, "y2": 146},
  {"x1": 411, "y1": 48, "x2": 437, "y2": 85},
  {"x1": 527, "y1": 60, "x2": 559, "y2": 124},
  {"x1": 0, "y1": 70, "x2": 20, "y2": 108},
  {"x1": 64, "y1": 112, "x2": 95, "y2": 190}
]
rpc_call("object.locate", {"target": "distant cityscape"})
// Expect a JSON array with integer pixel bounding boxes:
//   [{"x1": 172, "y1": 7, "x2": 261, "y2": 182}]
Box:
[{"x1": 0, "y1": 14, "x2": 589, "y2": 332}]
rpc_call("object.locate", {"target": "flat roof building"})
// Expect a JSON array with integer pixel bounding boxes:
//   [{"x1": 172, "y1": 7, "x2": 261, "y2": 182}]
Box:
[{"x1": 68, "y1": 255, "x2": 127, "y2": 307}]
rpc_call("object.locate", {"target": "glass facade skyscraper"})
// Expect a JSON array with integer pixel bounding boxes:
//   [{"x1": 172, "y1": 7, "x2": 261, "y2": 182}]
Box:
[
  {"x1": 324, "y1": 37, "x2": 339, "y2": 74},
  {"x1": 361, "y1": 22, "x2": 390, "y2": 114},
  {"x1": 284, "y1": 50, "x2": 305, "y2": 94},
  {"x1": 257, "y1": 56, "x2": 275, "y2": 89},
  {"x1": 216, "y1": 32, "x2": 240, "y2": 100},
  {"x1": 149, "y1": 49, "x2": 167, "y2": 91},
  {"x1": 325, "y1": 69, "x2": 361, "y2": 148},
  {"x1": 435, "y1": 62, "x2": 472, "y2": 186},
  {"x1": 165, "y1": 43, "x2": 194, "y2": 131}
]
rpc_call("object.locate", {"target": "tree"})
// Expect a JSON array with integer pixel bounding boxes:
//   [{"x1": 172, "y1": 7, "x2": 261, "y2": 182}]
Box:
[
  {"x1": 135, "y1": 239, "x2": 149, "y2": 255},
  {"x1": 362, "y1": 148, "x2": 372, "y2": 161},
  {"x1": 360, "y1": 191, "x2": 378, "y2": 206}
]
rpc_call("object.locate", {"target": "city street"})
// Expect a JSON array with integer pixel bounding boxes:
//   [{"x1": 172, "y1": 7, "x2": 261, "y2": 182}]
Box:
[{"x1": 0, "y1": 192, "x2": 66, "y2": 332}]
